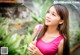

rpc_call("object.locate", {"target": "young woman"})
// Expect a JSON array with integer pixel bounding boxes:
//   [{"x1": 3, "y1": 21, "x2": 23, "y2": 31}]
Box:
[{"x1": 28, "y1": 4, "x2": 70, "y2": 55}]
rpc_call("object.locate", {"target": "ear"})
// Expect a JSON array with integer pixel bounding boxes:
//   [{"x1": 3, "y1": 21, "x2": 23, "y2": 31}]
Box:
[{"x1": 59, "y1": 20, "x2": 64, "y2": 24}]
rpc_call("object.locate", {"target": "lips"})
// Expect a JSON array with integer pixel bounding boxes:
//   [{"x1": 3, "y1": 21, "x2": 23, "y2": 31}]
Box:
[{"x1": 46, "y1": 19, "x2": 51, "y2": 22}]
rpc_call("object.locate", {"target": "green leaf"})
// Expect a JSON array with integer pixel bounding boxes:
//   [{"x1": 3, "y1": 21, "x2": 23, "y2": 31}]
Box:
[
  {"x1": 0, "y1": 26, "x2": 6, "y2": 38},
  {"x1": 32, "y1": 16, "x2": 39, "y2": 23},
  {"x1": 26, "y1": 33, "x2": 33, "y2": 45},
  {"x1": 32, "y1": 0, "x2": 53, "y2": 24},
  {"x1": 0, "y1": 17, "x2": 4, "y2": 23},
  {"x1": 7, "y1": 35, "x2": 24, "y2": 50},
  {"x1": 40, "y1": 0, "x2": 53, "y2": 18},
  {"x1": 2, "y1": 33, "x2": 12, "y2": 42},
  {"x1": 77, "y1": 32, "x2": 80, "y2": 42}
]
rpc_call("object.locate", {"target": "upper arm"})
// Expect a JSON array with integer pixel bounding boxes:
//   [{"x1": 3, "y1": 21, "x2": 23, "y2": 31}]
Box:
[{"x1": 58, "y1": 39, "x2": 64, "y2": 55}]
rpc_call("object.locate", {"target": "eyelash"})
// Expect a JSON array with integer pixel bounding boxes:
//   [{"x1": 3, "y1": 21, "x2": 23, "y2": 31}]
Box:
[
  {"x1": 52, "y1": 13, "x2": 55, "y2": 16},
  {"x1": 47, "y1": 11, "x2": 55, "y2": 16}
]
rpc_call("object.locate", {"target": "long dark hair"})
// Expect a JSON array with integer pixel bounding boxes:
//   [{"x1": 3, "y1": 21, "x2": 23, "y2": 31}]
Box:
[{"x1": 34, "y1": 4, "x2": 70, "y2": 55}]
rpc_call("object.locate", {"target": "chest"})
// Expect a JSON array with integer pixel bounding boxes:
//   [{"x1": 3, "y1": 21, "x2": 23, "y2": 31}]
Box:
[
  {"x1": 41, "y1": 34, "x2": 60, "y2": 43},
  {"x1": 36, "y1": 36, "x2": 63, "y2": 55},
  {"x1": 36, "y1": 39, "x2": 59, "y2": 55}
]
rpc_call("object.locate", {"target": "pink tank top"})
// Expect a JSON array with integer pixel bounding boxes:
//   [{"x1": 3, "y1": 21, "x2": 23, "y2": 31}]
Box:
[{"x1": 36, "y1": 24, "x2": 64, "y2": 55}]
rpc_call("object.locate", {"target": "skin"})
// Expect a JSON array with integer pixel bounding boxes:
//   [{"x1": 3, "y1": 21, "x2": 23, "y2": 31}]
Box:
[{"x1": 28, "y1": 6, "x2": 64, "y2": 55}]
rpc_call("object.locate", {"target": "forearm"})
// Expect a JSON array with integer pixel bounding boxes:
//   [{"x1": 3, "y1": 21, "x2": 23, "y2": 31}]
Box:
[
  {"x1": 35, "y1": 50, "x2": 44, "y2": 55},
  {"x1": 38, "y1": 52, "x2": 44, "y2": 55}
]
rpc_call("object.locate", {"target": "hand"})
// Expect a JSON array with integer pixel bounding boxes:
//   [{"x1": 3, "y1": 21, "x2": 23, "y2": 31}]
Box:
[{"x1": 27, "y1": 41, "x2": 43, "y2": 55}]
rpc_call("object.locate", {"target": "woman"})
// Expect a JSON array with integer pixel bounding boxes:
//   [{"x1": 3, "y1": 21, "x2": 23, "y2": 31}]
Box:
[{"x1": 28, "y1": 4, "x2": 70, "y2": 55}]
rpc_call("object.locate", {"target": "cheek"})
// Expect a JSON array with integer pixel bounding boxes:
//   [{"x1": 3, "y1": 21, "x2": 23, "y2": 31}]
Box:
[
  {"x1": 51, "y1": 20, "x2": 59, "y2": 25},
  {"x1": 51, "y1": 17, "x2": 60, "y2": 22},
  {"x1": 45, "y1": 13, "x2": 49, "y2": 18},
  {"x1": 51, "y1": 18, "x2": 60, "y2": 24}
]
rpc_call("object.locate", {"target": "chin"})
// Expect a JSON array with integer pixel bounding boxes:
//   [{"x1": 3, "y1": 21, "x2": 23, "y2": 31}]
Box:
[{"x1": 45, "y1": 22, "x2": 50, "y2": 26}]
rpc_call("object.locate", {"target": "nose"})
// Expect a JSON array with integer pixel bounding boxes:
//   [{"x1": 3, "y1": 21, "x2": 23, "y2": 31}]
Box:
[{"x1": 46, "y1": 13, "x2": 51, "y2": 19}]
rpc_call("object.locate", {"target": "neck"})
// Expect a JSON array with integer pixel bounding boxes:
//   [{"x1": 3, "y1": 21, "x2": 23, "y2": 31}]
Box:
[{"x1": 46, "y1": 25, "x2": 59, "y2": 34}]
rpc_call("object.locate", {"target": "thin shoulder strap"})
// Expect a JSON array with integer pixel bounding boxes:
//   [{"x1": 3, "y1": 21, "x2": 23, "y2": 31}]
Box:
[
  {"x1": 33, "y1": 24, "x2": 42, "y2": 41},
  {"x1": 37, "y1": 24, "x2": 42, "y2": 32}
]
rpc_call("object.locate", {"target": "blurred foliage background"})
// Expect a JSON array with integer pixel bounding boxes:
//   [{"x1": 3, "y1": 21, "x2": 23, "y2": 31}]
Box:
[
  {"x1": 0, "y1": 0, "x2": 80, "y2": 55},
  {"x1": 0, "y1": 0, "x2": 53, "y2": 55}
]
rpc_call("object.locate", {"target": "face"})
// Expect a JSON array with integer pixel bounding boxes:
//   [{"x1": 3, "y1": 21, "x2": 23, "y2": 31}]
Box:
[{"x1": 45, "y1": 6, "x2": 63, "y2": 26}]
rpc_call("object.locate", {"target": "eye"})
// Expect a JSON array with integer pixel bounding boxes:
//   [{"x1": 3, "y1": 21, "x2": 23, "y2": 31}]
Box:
[{"x1": 52, "y1": 13, "x2": 55, "y2": 16}]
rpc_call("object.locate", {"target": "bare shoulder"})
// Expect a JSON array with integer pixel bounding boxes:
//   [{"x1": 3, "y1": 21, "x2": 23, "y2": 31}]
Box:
[
  {"x1": 34, "y1": 24, "x2": 42, "y2": 30},
  {"x1": 33, "y1": 24, "x2": 43, "y2": 36},
  {"x1": 34, "y1": 24, "x2": 40, "y2": 30}
]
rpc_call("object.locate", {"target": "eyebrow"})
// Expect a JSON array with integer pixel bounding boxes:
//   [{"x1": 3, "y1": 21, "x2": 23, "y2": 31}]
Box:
[
  {"x1": 50, "y1": 10, "x2": 57, "y2": 15},
  {"x1": 49, "y1": 10, "x2": 60, "y2": 17}
]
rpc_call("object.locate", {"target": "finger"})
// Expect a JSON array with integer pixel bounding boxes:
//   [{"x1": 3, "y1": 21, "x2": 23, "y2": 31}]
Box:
[
  {"x1": 28, "y1": 50, "x2": 33, "y2": 54},
  {"x1": 27, "y1": 47, "x2": 36, "y2": 55},
  {"x1": 29, "y1": 51, "x2": 35, "y2": 55},
  {"x1": 28, "y1": 43, "x2": 36, "y2": 50},
  {"x1": 31, "y1": 42, "x2": 37, "y2": 49},
  {"x1": 27, "y1": 47, "x2": 33, "y2": 52},
  {"x1": 32, "y1": 40, "x2": 37, "y2": 45}
]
